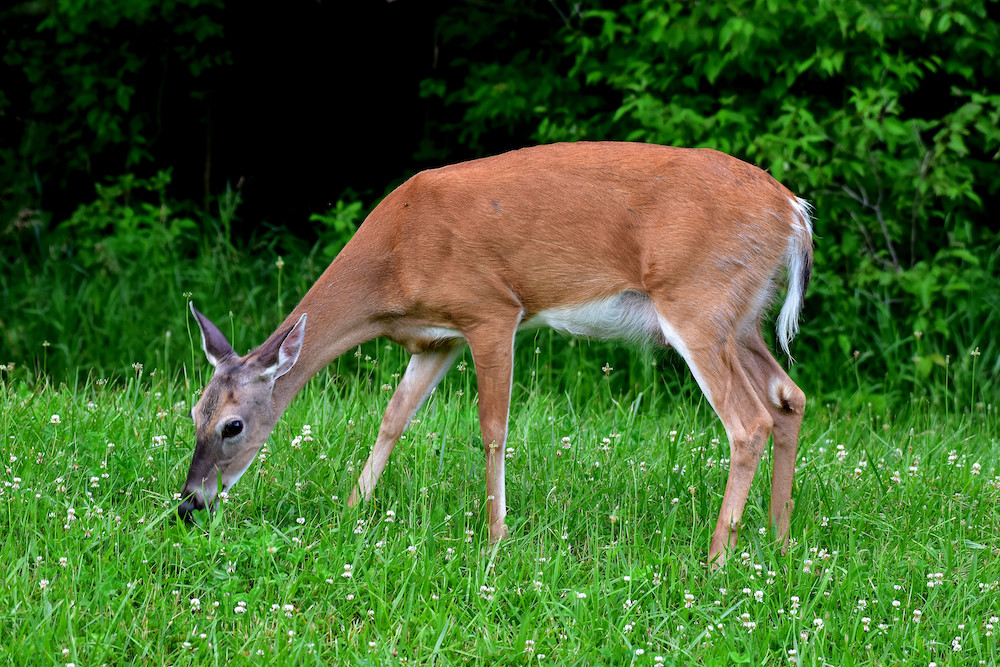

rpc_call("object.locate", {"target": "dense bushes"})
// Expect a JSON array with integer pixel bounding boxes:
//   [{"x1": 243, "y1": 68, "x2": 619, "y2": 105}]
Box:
[
  {"x1": 421, "y1": 0, "x2": 1000, "y2": 403},
  {"x1": 1, "y1": 1, "x2": 998, "y2": 406}
]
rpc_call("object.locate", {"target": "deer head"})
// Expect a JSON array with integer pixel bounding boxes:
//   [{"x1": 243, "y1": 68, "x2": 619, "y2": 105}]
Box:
[{"x1": 177, "y1": 303, "x2": 306, "y2": 521}]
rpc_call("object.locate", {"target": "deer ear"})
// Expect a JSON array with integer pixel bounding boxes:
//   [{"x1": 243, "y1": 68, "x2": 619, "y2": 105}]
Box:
[
  {"x1": 190, "y1": 303, "x2": 237, "y2": 367},
  {"x1": 258, "y1": 313, "x2": 306, "y2": 381}
]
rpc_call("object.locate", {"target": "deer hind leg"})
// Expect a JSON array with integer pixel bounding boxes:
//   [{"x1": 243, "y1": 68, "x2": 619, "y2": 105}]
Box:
[
  {"x1": 463, "y1": 323, "x2": 519, "y2": 543},
  {"x1": 348, "y1": 341, "x2": 465, "y2": 506},
  {"x1": 655, "y1": 312, "x2": 774, "y2": 568},
  {"x1": 736, "y1": 329, "x2": 806, "y2": 551}
]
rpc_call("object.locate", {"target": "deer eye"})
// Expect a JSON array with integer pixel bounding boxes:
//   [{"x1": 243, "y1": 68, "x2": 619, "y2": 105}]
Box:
[{"x1": 222, "y1": 420, "x2": 244, "y2": 439}]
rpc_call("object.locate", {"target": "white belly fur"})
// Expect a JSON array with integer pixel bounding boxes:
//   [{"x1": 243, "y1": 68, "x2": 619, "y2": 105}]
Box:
[
  {"x1": 522, "y1": 290, "x2": 664, "y2": 345},
  {"x1": 409, "y1": 290, "x2": 667, "y2": 348}
]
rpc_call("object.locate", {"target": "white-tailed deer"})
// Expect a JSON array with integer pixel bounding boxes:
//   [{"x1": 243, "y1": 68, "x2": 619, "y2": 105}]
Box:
[{"x1": 178, "y1": 142, "x2": 812, "y2": 566}]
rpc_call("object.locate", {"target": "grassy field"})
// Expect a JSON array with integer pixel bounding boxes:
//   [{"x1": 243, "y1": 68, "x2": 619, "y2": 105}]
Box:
[{"x1": 1, "y1": 335, "x2": 998, "y2": 666}]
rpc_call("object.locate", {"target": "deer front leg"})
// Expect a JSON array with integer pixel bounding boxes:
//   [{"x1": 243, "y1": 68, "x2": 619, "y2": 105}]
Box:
[
  {"x1": 465, "y1": 325, "x2": 518, "y2": 543},
  {"x1": 348, "y1": 342, "x2": 464, "y2": 506}
]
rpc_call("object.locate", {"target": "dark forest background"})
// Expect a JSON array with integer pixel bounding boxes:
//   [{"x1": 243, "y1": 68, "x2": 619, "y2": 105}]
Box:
[{"x1": 1, "y1": 0, "x2": 998, "y2": 408}]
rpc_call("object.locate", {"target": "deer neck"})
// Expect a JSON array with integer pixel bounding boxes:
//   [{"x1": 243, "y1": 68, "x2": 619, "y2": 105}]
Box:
[{"x1": 268, "y1": 250, "x2": 392, "y2": 412}]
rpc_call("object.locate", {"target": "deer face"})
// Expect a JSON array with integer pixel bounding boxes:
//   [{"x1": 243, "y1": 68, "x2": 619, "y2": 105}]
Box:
[{"x1": 177, "y1": 304, "x2": 305, "y2": 521}]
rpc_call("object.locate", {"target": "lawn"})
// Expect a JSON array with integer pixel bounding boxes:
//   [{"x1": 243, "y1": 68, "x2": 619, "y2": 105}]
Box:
[{"x1": 1, "y1": 338, "x2": 998, "y2": 665}]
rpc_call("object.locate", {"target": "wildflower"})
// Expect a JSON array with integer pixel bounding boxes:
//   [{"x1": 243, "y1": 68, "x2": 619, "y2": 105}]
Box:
[
  {"x1": 50, "y1": 414, "x2": 61, "y2": 425},
  {"x1": 913, "y1": 609, "x2": 922, "y2": 623},
  {"x1": 39, "y1": 579, "x2": 50, "y2": 590},
  {"x1": 602, "y1": 362, "x2": 612, "y2": 375},
  {"x1": 296, "y1": 517, "x2": 305, "y2": 525},
  {"x1": 190, "y1": 598, "x2": 201, "y2": 609},
  {"x1": 342, "y1": 564, "x2": 353, "y2": 579},
  {"x1": 524, "y1": 639, "x2": 536, "y2": 654},
  {"x1": 576, "y1": 592, "x2": 587, "y2": 599}
]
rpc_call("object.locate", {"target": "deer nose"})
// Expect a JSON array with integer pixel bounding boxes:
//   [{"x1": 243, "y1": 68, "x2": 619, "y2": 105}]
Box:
[{"x1": 176, "y1": 493, "x2": 206, "y2": 523}]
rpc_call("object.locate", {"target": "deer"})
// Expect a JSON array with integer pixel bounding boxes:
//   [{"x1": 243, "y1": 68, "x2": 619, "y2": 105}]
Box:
[{"x1": 177, "y1": 141, "x2": 813, "y2": 567}]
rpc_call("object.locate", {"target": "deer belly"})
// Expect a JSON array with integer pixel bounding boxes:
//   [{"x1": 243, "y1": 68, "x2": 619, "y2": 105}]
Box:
[{"x1": 522, "y1": 290, "x2": 665, "y2": 345}]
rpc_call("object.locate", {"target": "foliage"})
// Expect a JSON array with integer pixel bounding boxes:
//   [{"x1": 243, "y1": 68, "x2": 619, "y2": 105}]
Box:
[
  {"x1": 2, "y1": 0, "x2": 999, "y2": 405},
  {"x1": 308, "y1": 199, "x2": 367, "y2": 261},
  {"x1": 0, "y1": 172, "x2": 319, "y2": 381},
  {"x1": 0, "y1": 0, "x2": 227, "y2": 219},
  {"x1": 422, "y1": 0, "x2": 1000, "y2": 403}
]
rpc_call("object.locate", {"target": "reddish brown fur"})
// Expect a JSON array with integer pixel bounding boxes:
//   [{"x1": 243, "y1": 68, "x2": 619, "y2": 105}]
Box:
[{"x1": 180, "y1": 142, "x2": 812, "y2": 567}]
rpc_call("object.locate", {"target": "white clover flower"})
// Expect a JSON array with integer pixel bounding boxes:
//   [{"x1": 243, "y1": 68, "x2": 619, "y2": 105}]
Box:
[{"x1": 49, "y1": 414, "x2": 61, "y2": 425}]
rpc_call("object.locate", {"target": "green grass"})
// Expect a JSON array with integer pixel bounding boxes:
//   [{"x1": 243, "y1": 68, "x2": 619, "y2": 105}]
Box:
[{"x1": 1, "y1": 339, "x2": 998, "y2": 666}]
